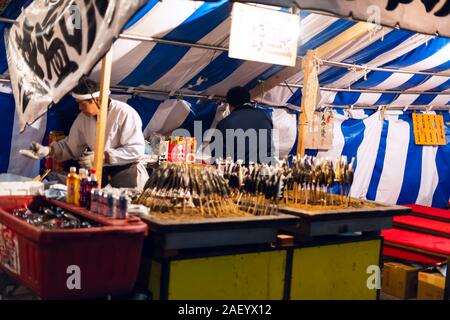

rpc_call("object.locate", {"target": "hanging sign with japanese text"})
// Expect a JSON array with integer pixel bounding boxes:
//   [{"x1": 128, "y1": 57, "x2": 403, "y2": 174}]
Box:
[
  {"x1": 305, "y1": 111, "x2": 334, "y2": 150},
  {"x1": 412, "y1": 113, "x2": 446, "y2": 145},
  {"x1": 7, "y1": 0, "x2": 146, "y2": 131}
]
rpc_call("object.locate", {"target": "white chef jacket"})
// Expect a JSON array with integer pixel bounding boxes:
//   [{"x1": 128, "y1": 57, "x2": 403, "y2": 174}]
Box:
[{"x1": 51, "y1": 99, "x2": 149, "y2": 190}]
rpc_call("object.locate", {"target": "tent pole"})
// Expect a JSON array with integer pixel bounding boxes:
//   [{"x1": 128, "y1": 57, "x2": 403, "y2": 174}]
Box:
[
  {"x1": 321, "y1": 103, "x2": 450, "y2": 111},
  {"x1": 319, "y1": 59, "x2": 450, "y2": 78},
  {"x1": 109, "y1": 85, "x2": 226, "y2": 101},
  {"x1": 0, "y1": 17, "x2": 17, "y2": 24},
  {"x1": 118, "y1": 34, "x2": 228, "y2": 52},
  {"x1": 293, "y1": 22, "x2": 375, "y2": 156},
  {"x1": 94, "y1": 49, "x2": 113, "y2": 188}
]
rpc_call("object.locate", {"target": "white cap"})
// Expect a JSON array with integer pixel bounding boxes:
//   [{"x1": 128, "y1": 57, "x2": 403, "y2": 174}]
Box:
[{"x1": 71, "y1": 91, "x2": 101, "y2": 101}]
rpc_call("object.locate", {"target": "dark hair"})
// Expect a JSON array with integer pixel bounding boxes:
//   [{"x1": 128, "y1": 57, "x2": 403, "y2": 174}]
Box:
[
  {"x1": 72, "y1": 77, "x2": 100, "y2": 95},
  {"x1": 226, "y1": 86, "x2": 251, "y2": 107}
]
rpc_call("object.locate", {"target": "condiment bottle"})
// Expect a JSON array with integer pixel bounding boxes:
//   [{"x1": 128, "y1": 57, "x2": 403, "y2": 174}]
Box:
[{"x1": 66, "y1": 167, "x2": 79, "y2": 205}]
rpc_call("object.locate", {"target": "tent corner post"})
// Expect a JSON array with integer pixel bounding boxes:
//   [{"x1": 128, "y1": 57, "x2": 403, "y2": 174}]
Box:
[
  {"x1": 297, "y1": 50, "x2": 317, "y2": 157},
  {"x1": 94, "y1": 49, "x2": 113, "y2": 188}
]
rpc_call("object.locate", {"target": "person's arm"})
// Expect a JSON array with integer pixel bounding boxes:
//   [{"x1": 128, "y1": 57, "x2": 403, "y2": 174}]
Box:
[
  {"x1": 105, "y1": 112, "x2": 145, "y2": 165},
  {"x1": 51, "y1": 117, "x2": 87, "y2": 161}
]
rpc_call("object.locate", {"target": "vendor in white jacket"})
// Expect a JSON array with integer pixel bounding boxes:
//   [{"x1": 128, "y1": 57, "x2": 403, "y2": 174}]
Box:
[{"x1": 23, "y1": 78, "x2": 149, "y2": 190}]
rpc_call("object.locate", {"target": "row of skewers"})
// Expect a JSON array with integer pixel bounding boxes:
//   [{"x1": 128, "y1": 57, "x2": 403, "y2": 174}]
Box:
[
  {"x1": 136, "y1": 155, "x2": 356, "y2": 218},
  {"x1": 220, "y1": 155, "x2": 355, "y2": 210},
  {"x1": 286, "y1": 155, "x2": 355, "y2": 206},
  {"x1": 136, "y1": 163, "x2": 241, "y2": 217}
]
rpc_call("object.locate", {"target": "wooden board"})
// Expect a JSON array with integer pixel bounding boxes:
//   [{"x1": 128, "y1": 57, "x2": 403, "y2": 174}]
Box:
[
  {"x1": 278, "y1": 199, "x2": 410, "y2": 221},
  {"x1": 139, "y1": 211, "x2": 299, "y2": 250},
  {"x1": 94, "y1": 49, "x2": 113, "y2": 187}
]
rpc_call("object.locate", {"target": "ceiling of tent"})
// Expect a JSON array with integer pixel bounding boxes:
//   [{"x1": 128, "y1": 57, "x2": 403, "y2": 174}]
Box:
[
  {"x1": 89, "y1": 0, "x2": 450, "y2": 109},
  {"x1": 2, "y1": 0, "x2": 450, "y2": 109}
]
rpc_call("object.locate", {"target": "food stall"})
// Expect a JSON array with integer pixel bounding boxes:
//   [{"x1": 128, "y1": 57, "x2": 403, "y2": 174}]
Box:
[{"x1": 0, "y1": 0, "x2": 449, "y2": 300}]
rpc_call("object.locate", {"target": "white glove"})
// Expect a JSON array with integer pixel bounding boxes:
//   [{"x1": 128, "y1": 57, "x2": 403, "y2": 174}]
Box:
[
  {"x1": 19, "y1": 142, "x2": 50, "y2": 160},
  {"x1": 78, "y1": 151, "x2": 95, "y2": 169}
]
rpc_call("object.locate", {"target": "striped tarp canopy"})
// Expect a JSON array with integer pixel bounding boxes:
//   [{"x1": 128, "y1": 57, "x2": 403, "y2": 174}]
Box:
[{"x1": 0, "y1": 0, "x2": 449, "y2": 208}]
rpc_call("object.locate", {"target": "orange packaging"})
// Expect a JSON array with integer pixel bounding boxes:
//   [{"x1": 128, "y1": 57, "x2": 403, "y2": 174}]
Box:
[
  {"x1": 168, "y1": 136, "x2": 186, "y2": 163},
  {"x1": 185, "y1": 137, "x2": 197, "y2": 164}
]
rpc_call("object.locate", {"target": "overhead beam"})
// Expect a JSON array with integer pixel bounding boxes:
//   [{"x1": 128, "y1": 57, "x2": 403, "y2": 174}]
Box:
[
  {"x1": 118, "y1": 33, "x2": 228, "y2": 52},
  {"x1": 110, "y1": 84, "x2": 226, "y2": 101},
  {"x1": 232, "y1": 0, "x2": 296, "y2": 8},
  {"x1": 321, "y1": 104, "x2": 450, "y2": 111},
  {"x1": 280, "y1": 83, "x2": 450, "y2": 95},
  {"x1": 320, "y1": 59, "x2": 450, "y2": 78},
  {"x1": 0, "y1": 17, "x2": 17, "y2": 24}
]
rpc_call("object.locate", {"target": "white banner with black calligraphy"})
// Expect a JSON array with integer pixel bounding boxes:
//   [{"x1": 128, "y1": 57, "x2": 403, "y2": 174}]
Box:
[
  {"x1": 6, "y1": 0, "x2": 146, "y2": 131},
  {"x1": 294, "y1": 0, "x2": 450, "y2": 37}
]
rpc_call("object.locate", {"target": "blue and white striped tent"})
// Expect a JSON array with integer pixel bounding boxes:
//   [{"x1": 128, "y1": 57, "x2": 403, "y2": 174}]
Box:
[{"x1": 0, "y1": 0, "x2": 449, "y2": 208}]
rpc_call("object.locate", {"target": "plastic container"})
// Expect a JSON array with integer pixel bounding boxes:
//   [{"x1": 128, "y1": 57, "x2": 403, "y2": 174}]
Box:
[
  {"x1": 0, "y1": 196, "x2": 148, "y2": 299},
  {"x1": 66, "y1": 167, "x2": 79, "y2": 205},
  {"x1": 0, "y1": 181, "x2": 44, "y2": 196}
]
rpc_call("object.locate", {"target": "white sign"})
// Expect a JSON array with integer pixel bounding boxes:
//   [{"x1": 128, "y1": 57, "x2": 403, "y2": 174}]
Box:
[
  {"x1": 229, "y1": 3, "x2": 300, "y2": 67},
  {"x1": 7, "y1": 0, "x2": 146, "y2": 132}
]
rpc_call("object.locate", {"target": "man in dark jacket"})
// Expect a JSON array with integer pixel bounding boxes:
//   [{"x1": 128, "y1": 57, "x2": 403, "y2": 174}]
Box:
[{"x1": 214, "y1": 86, "x2": 275, "y2": 164}]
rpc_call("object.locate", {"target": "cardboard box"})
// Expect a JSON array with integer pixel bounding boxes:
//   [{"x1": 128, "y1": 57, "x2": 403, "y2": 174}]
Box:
[
  {"x1": 382, "y1": 262, "x2": 420, "y2": 299},
  {"x1": 417, "y1": 271, "x2": 446, "y2": 300}
]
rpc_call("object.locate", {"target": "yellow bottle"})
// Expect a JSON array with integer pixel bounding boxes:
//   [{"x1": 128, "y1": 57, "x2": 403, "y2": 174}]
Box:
[{"x1": 66, "y1": 167, "x2": 80, "y2": 205}]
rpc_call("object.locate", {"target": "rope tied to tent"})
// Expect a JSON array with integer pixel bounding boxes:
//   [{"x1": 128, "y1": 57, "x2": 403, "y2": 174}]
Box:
[
  {"x1": 314, "y1": 55, "x2": 323, "y2": 75},
  {"x1": 348, "y1": 65, "x2": 359, "y2": 90},
  {"x1": 362, "y1": 65, "x2": 369, "y2": 81}
]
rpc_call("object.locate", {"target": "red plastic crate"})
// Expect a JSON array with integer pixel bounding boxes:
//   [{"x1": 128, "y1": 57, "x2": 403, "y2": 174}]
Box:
[{"x1": 0, "y1": 196, "x2": 148, "y2": 299}]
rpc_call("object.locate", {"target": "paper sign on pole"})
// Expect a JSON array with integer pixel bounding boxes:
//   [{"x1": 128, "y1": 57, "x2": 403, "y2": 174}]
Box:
[
  {"x1": 305, "y1": 111, "x2": 334, "y2": 150},
  {"x1": 229, "y1": 2, "x2": 300, "y2": 67}
]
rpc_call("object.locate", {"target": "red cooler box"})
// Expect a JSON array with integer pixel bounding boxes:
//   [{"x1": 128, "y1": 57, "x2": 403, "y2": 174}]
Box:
[{"x1": 0, "y1": 196, "x2": 148, "y2": 299}]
